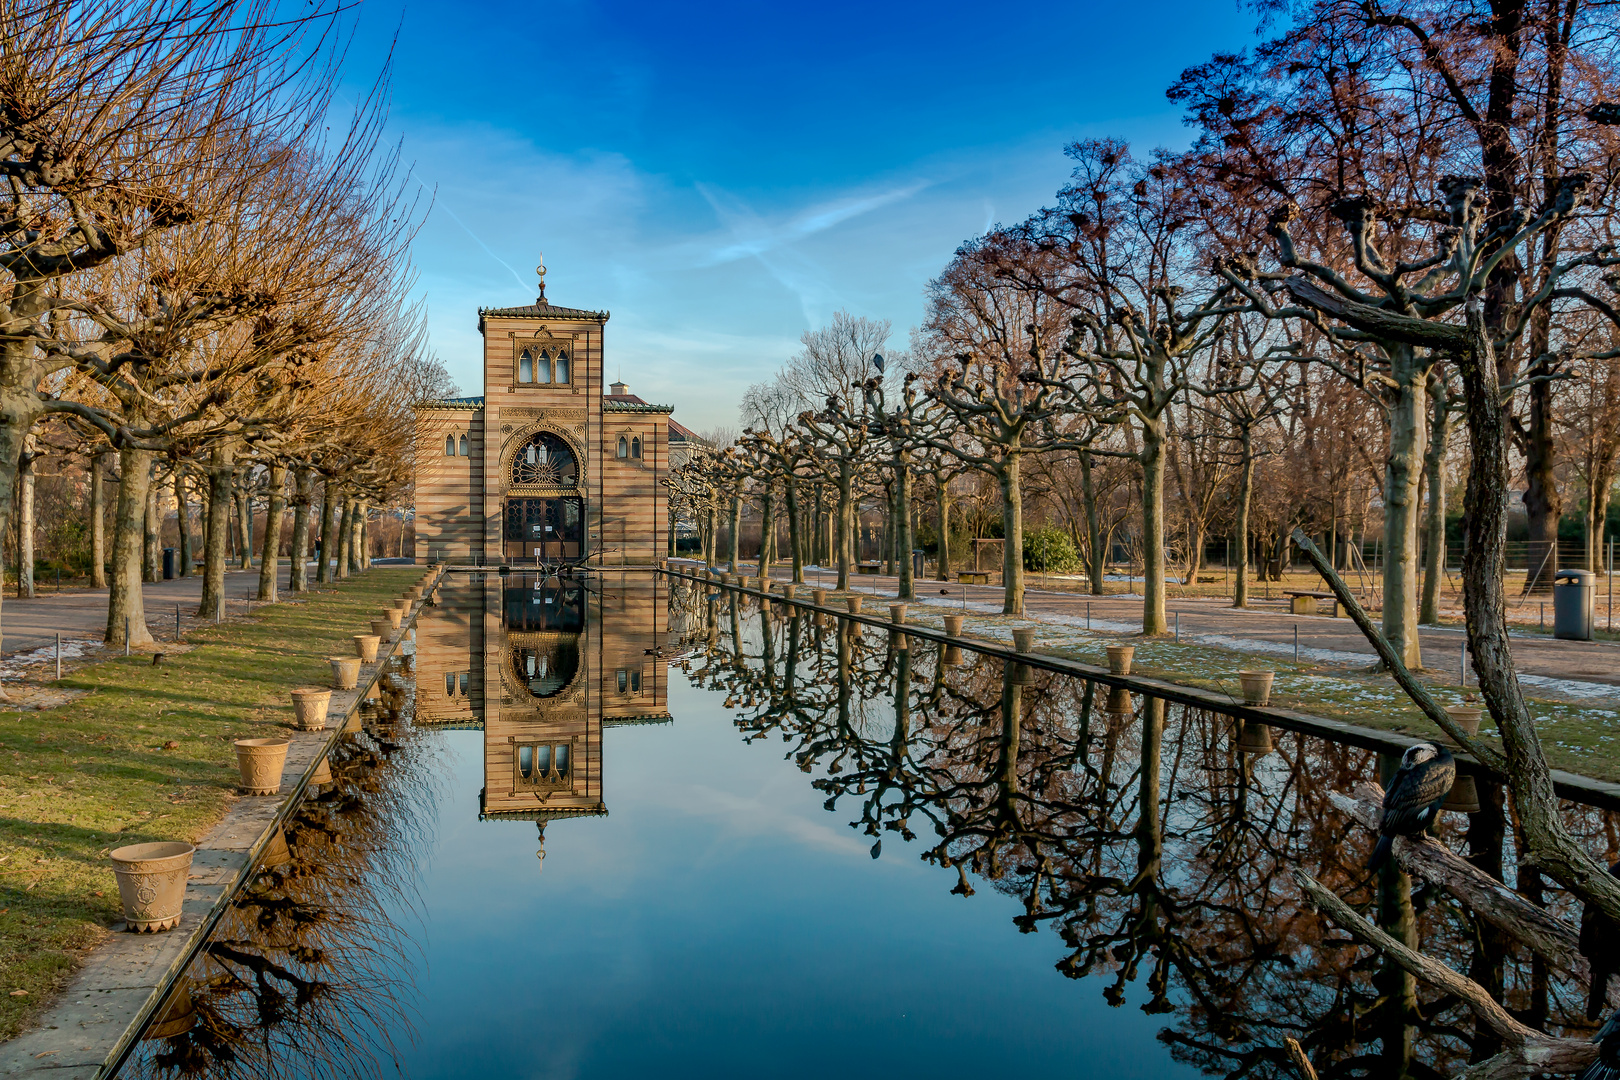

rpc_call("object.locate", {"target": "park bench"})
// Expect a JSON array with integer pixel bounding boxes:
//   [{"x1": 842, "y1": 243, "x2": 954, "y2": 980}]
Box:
[
  {"x1": 1283, "y1": 590, "x2": 1342, "y2": 617},
  {"x1": 856, "y1": 562, "x2": 882, "y2": 575},
  {"x1": 957, "y1": 570, "x2": 991, "y2": 585}
]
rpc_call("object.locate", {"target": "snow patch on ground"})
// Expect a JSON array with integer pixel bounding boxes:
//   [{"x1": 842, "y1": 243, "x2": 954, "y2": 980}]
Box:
[{"x1": 0, "y1": 637, "x2": 100, "y2": 681}]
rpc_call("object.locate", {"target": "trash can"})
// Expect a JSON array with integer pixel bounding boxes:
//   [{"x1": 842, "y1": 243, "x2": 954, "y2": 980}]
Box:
[
  {"x1": 161, "y1": 547, "x2": 176, "y2": 580},
  {"x1": 1554, "y1": 568, "x2": 1595, "y2": 640},
  {"x1": 912, "y1": 549, "x2": 924, "y2": 578}
]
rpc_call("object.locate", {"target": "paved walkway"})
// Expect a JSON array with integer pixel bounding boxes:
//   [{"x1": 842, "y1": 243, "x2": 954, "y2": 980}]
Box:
[
  {"x1": 0, "y1": 562, "x2": 317, "y2": 657},
  {"x1": 711, "y1": 562, "x2": 1620, "y2": 697}
]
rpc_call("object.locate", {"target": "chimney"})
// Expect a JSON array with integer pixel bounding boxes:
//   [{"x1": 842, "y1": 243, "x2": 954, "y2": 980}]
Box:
[{"x1": 609, "y1": 380, "x2": 628, "y2": 396}]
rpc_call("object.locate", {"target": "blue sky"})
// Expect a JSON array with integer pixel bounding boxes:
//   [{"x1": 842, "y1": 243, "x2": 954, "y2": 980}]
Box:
[{"x1": 348, "y1": 0, "x2": 1258, "y2": 432}]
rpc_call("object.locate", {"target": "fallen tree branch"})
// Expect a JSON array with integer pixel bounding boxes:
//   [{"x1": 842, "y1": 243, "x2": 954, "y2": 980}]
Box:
[
  {"x1": 1330, "y1": 784, "x2": 1611, "y2": 1003},
  {"x1": 1289, "y1": 527, "x2": 1508, "y2": 772},
  {"x1": 1293, "y1": 868, "x2": 1597, "y2": 1076}
]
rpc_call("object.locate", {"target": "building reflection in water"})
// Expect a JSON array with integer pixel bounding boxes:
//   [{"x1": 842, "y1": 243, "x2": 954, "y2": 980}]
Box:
[{"x1": 415, "y1": 571, "x2": 676, "y2": 864}]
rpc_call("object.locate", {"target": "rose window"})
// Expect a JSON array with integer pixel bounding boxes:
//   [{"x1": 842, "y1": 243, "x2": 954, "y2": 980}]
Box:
[{"x1": 511, "y1": 433, "x2": 577, "y2": 488}]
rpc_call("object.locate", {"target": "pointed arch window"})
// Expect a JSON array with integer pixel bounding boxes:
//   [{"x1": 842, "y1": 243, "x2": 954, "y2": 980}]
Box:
[
  {"x1": 445, "y1": 434, "x2": 456, "y2": 456},
  {"x1": 616, "y1": 436, "x2": 629, "y2": 459},
  {"x1": 536, "y1": 349, "x2": 552, "y2": 384},
  {"x1": 518, "y1": 349, "x2": 534, "y2": 383},
  {"x1": 631, "y1": 436, "x2": 641, "y2": 459},
  {"x1": 459, "y1": 434, "x2": 469, "y2": 456},
  {"x1": 554, "y1": 350, "x2": 570, "y2": 383}
]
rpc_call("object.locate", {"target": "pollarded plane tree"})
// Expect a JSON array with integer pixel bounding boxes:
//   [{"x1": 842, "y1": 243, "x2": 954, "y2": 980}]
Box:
[
  {"x1": 913, "y1": 442, "x2": 972, "y2": 583},
  {"x1": 0, "y1": 0, "x2": 359, "y2": 651},
  {"x1": 740, "y1": 375, "x2": 814, "y2": 584},
  {"x1": 859, "y1": 362, "x2": 946, "y2": 602},
  {"x1": 995, "y1": 141, "x2": 1241, "y2": 633},
  {"x1": 664, "y1": 444, "x2": 723, "y2": 565},
  {"x1": 915, "y1": 230, "x2": 1092, "y2": 616},
  {"x1": 781, "y1": 313, "x2": 888, "y2": 590}
]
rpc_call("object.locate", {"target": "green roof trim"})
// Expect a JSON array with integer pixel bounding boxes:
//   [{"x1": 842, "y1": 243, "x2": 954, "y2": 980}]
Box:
[
  {"x1": 604, "y1": 400, "x2": 674, "y2": 414},
  {"x1": 479, "y1": 301, "x2": 609, "y2": 321},
  {"x1": 417, "y1": 396, "x2": 484, "y2": 411}
]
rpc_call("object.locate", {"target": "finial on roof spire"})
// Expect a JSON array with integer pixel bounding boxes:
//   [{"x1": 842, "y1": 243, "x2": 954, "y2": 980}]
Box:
[{"x1": 535, "y1": 255, "x2": 547, "y2": 304}]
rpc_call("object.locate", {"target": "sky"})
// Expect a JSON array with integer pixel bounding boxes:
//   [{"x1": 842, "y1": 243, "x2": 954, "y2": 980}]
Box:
[{"x1": 343, "y1": 0, "x2": 1260, "y2": 433}]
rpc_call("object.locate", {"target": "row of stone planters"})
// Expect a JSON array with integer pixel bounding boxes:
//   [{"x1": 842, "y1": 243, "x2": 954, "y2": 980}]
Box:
[{"x1": 105, "y1": 571, "x2": 437, "y2": 935}]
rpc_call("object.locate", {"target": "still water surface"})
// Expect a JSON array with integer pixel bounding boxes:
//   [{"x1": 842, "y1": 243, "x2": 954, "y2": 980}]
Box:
[{"x1": 117, "y1": 571, "x2": 1618, "y2": 1079}]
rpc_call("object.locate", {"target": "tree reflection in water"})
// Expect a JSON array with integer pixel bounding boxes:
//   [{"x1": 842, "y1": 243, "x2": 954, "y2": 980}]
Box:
[
  {"x1": 682, "y1": 596, "x2": 1620, "y2": 1079},
  {"x1": 121, "y1": 655, "x2": 439, "y2": 1080}
]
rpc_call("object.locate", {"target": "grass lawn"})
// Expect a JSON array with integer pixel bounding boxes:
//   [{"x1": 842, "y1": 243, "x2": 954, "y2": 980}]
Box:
[{"x1": 0, "y1": 566, "x2": 420, "y2": 1041}]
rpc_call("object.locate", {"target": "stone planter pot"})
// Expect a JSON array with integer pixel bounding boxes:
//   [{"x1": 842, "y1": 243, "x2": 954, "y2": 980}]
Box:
[
  {"x1": 353, "y1": 634, "x2": 380, "y2": 663},
  {"x1": 780, "y1": 584, "x2": 796, "y2": 600},
  {"x1": 1107, "y1": 644, "x2": 1135, "y2": 675},
  {"x1": 943, "y1": 614, "x2": 964, "y2": 636},
  {"x1": 941, "y1": 645, "x2": 965, "y2": 667},
  {"x1": 234, "y1": 738, "x2": 290, "y2": 795},
  {"x1": 370, "y1": 618, "x2": 392, "y2": 640},
  {"x1": 405, "y1": 587, "x2": 422, "y2": 601},
  {"x1": 1010, "y1": 662, "x2": 1033, "y2": 685},
  {"x1": 1012, "y1": 629, "x2": 1036, "y2": 653},
  {"x1": 343, "y1": 711, "x2": 362, "y2": 733},
  {"x1": 1239, "y1": 670, "x2": 1275, "y2": 707},
  {"x1": 290, "y1": 688, "x2": 332, "y2": 731},
  {"x1": 390, "y1": 599, "x2": 409, "y2": 613},
  {"x1": 813, "y1": 589, "x2": 828, "y2": 606},
  {"x1": 309, "y1": 756, "x2": 333, "y2": 786},
  {"x1": 383, "y1": 608, "x2": 403, "y2": 630},
  {"x1": 889, "y1": 603, "x2": 907, "y2": 625},
  {"x1": 1106, "y1": 687, "x2": 1134, "y2": 716},
  {"x1": 109, "y1": 841, "x2": 194, "y2": 933},
  {"x1": 846, "y1": 596, "x2": 863, "y2": 615},
  {"x1": 1442, "y1": 706, "x2": 1483, "y2": 750},
  {"x1": 1236, "y1": 721, "x2": 1274, "y2": 757},
  {"x1": 328, "y1": 655, "x2": 360, "y2": 690}
]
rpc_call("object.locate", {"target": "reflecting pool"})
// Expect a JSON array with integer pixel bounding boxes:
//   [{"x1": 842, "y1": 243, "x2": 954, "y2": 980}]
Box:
[{"x1": 116, "y1": 572, "x2": 1620, "y2": 1080}]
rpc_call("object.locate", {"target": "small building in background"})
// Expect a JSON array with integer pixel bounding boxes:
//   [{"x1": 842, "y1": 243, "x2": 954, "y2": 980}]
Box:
[{"x1": 413, "y1": 263, "x2": 684, "y2": 566}]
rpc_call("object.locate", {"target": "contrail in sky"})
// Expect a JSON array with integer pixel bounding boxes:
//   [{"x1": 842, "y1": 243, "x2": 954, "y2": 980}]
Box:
[{"x1": 420, "y1": 180, "x2": 531, "y2": 292}]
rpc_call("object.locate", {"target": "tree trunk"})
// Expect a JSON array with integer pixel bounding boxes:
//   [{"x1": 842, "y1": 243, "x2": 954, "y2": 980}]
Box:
[
  {"x1": 15, "y1": 439, "x2": 34, "y2": 599},
  {"x1": 335, "y1": 498, "x2": 354, "y2": 580},
  {"x1": 142, "y1": 462, "x2": 160, "y2": 583},
  {"x1": 785, "y1": 475, "x2": 804, "y2": 583},
  {"x1": 257, "y1": 463, "x2": 288, "y2": 602},
  {"x1": 1081, "y1": 451, "x2": 1105, "y2": 595},
  {"x1": 1377, "y1": 753, "x2": 1419, "y2": 1076},
  {"x1": 1585, "y1": 458, "x2": 1616, "y2": 573},
  {"x1": 1234, "y1": 430, "x2": 1254, "y2": 608},
  {"x1": 1421, "y1": 389, "x2": 1452, "y2": 625},
  {"x1": 1383, "y1": 353, "x2": 1427, "y2": 668},
  {"x1": 235, "y1": 474, "x2": 254, "y2": 570},
  {"x1": 835, "y1": 465, "x2": 855, "y2": 590},
  {"x1": 726, "y1": 490, "x2": 741, "y2": 573},
  {"x1": 1141, "y1": 416, "x2": 1168, "y2": 634},
  {"x1": 107, "y1": 445, "x2": 155, "y2": 647},
  {"x1": 316, "y1": 482, "x2": 340, "y2": 584},
  {"x1": 90, "y1": 450, "x2": 108, "y2": 588},
  {"x1": 704, "y1": 501, "x2": 717, "y2": 566},
  {"x1": 1459, "y1": 301, "x2": 1620, "y2": 925},
  {"x1": 289, "y1": 467, "x2": 313, "y2": 593},
  {"x1": 174, "y1": 468, "x2": 191, "y2": 577},
  {"x1": 935, "y1": 478, "x2": 951, "y2": 581},
  {"x1": 759, "y1": 485, "x2": 775, "y2": 576},
  {"x1": 198, "y1": 444, "x2": 234, "y2": 619},
  {"x1": 895, "y1": 455, "x2": 914, "y2": 600},
  {"x1": 351, "y1": 501, "x2": 365, "y2": 572},
  {"x1": 1523, "y1": 375, "x2": 1561, "y2": 592},
  {"x1": 997, "y1": 451, "x2": 1023, "y2": 615}
]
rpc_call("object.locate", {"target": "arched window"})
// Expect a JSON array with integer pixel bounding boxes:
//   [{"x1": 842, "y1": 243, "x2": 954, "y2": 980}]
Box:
[
  {"x1": 631, "y1": 670, "x2": 641, "y2": 692},
  {"x1": 518, "y1": 349, "x2": 534, "y2": 383},
  {"x1": 458, "y1": 434, "x2": 469, "y2": 456},
  {"x1": 631, "y1": 436, "x2": 641, "y2": 459},
  {"x1": 444, "y1": 672, "x2": 455, "y2": 696},
  {"x1": 536, "y1": 349, "x2": 552, "y2": 384},
  {"x1": 445, "y1": 434, "x2": 456, "y2": 456},
  {"x1": 510, "y1": 432, "x2": 578, "y2": 488},
  {"x1": 616, "y1": 436, "x2": 629, "y2": 459},
  {"x1": 554, "y1": 350, "x2": 570, "y2": 383}
]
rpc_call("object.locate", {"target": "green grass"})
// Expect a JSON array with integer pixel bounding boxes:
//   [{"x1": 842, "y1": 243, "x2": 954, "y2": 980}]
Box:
[{"x1": 0, "y1": 566, "x2": 420, "y2": 1041}]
